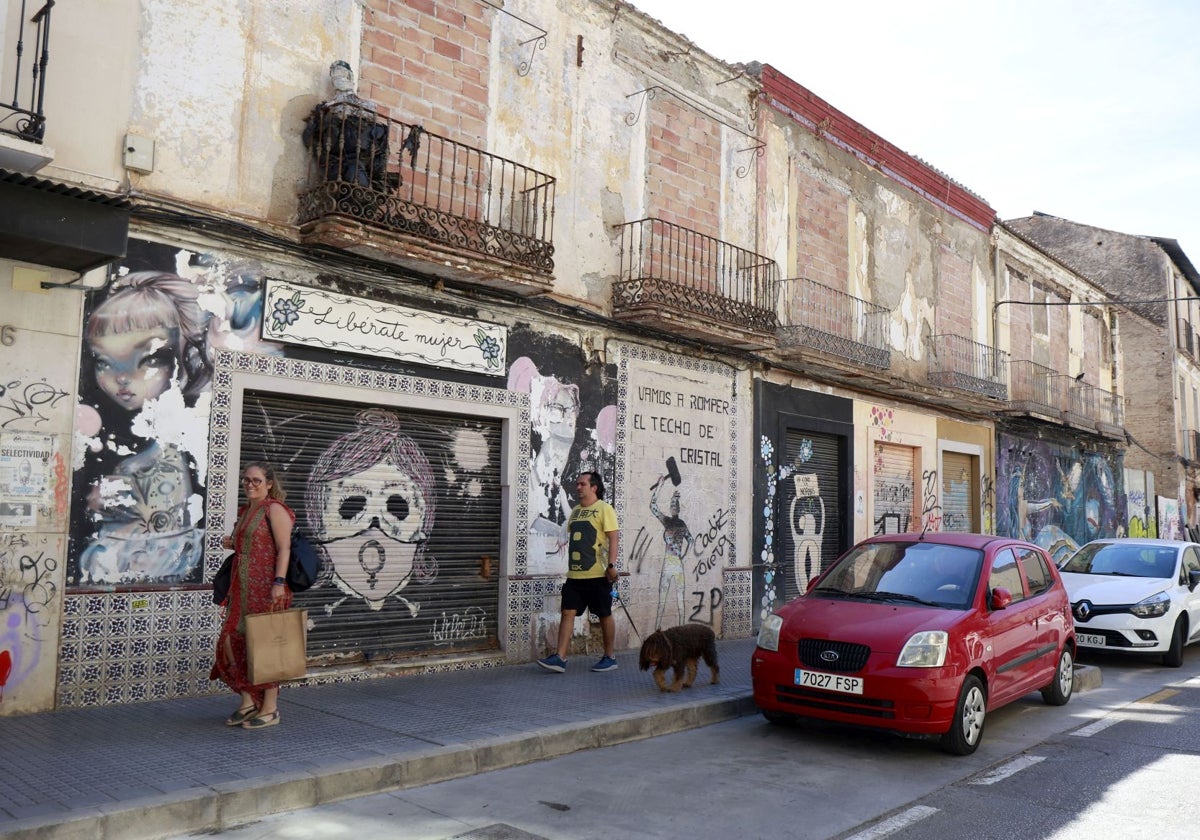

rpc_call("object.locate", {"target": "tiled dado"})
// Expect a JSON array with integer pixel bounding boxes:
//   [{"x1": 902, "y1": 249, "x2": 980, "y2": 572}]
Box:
[
  {"x1": 58, "y1": 590, "x2": 222, "y2": 708},
  {"x1": 721, "y1": 569, "x2": 753, "y2": 639},
  {"x1": 57, "y1": 579, "x2": 554, "y2": 708}
]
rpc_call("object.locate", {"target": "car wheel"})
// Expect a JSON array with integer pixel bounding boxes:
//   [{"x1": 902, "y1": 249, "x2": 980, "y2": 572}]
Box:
[
  {"x1": 940, "y1": 675, "x2": 986, "y2": 756},
  {"x1": 1163, "y1": 616, "x2": 1187, "y2": 668},
  {"x1": 1040, "y1": 646, "x2": 1074, "y2": 706},
  {"x1": 762, "y1": 709, "x2": 794, "y2": 726}
]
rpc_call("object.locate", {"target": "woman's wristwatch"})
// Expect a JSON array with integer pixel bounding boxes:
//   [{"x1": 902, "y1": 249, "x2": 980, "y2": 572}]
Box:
[{"x1": 273, "y1": 577, "x2": 286, "y2": 585}]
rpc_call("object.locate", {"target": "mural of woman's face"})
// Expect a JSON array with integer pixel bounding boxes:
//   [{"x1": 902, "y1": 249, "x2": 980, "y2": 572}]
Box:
[
  {"x1": 318, "y1": 461, "x2": 429, "y2": 606},
  {"x1": 89, "y1": 327, "x2": 177, "y2": 412}
]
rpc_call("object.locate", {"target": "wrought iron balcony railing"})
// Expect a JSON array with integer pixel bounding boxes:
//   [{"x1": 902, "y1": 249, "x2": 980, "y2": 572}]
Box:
[
  {"x1": 1062, "y1": 378, "x2": 1096, "y2": 428},
  {"x1": 778, "y1": 277, "x2": 890, "y2": 369},
  {"x1": 1, "y1": 1, "x2": 52, "y2": 143},
  {"x1": 298, "y1": 100, "x2": 555, "y2": 273},
  {"x1": 927, "y1": 334, "x2": 1008, "y2": 400},
  {"x1": 1092, "y1": 384, "x2": 1123, "y2": 430},
  {"x1": 614, "y1": 218, "x2": 779, "y2": 339},
  {"x1": 1008, "y1": 360, "x2": 1062, "y2": 416}
]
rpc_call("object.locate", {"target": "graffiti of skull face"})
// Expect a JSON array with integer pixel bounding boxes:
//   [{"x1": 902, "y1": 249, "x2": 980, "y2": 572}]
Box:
[{"x1": 317, "y1": 461, "x2": 428, "y2": 607}]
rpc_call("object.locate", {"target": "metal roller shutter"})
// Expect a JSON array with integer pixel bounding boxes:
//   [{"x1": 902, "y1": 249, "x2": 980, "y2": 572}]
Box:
[
  {"x1": 239, "y1": 391, "x2": 502, "y2": 667},
  {"x1": 873, "y1": 441, "x2": 916, "y2": 534},
  {"x1": 781, "y1": 430, "x2": 842, "y2": 599},
  {"x1": 941, "y1": 451, "x2": 978, "y2": 532}
]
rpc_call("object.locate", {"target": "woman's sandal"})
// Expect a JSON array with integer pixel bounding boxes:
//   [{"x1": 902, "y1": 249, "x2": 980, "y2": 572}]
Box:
[
  {"x1": 242, "y1": 710, "x2": 280, "y2": 730},
  {"x1": 225, "y1": 705, "x2": 258, "y2": 726}
]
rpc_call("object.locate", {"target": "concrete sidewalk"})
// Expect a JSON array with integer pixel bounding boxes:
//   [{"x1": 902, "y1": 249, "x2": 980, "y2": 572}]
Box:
[{"x1": 0, "y1": 638, "x2": 759, "y2": 840}]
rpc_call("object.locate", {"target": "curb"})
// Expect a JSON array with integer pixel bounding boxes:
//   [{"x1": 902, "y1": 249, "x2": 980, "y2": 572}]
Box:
[
  {"x1": 1073, "y1": 663, "x2": 1102, "y2": 693},
  {"x1": 1, "y1": 694, "x2": 759, "y2": 840}
]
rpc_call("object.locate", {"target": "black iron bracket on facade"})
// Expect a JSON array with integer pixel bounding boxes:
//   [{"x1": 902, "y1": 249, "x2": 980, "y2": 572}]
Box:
[
  {"x1": 624, "y1": 85, "x2": 764, "y2": 179},
  {"x1": 479, "y1": 0, "x2": 547, "y2": 77}
]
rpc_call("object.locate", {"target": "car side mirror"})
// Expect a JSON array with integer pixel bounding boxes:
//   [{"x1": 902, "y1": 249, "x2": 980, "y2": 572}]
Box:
[
  {"x1": 991, "y1": 587, "x2": 1013, "y2": 610},
  {"x1": 1189, "y1": 570, "x2": 1200, "y2": 592}
]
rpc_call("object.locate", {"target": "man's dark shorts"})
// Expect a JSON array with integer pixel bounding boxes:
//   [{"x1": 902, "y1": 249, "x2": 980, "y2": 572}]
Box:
[{"x1": 560, "y1": 576, "x2": 613, "y2": 618}]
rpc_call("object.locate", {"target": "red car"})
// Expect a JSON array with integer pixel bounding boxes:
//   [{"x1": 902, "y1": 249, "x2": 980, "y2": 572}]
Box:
[{"x1": 752, "y1": 532, "x2": 1075, "y2": 754}]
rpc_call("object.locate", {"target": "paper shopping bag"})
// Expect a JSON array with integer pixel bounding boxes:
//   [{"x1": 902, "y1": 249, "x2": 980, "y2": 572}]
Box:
[{"x1": 245, "y1": 608, "x2": 308, "y2": 684}]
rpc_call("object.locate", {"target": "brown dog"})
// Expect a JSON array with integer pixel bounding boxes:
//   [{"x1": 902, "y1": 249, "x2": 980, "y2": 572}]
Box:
[{"x1": 638, "y1": 623, "x2": 720, "y2": 692}]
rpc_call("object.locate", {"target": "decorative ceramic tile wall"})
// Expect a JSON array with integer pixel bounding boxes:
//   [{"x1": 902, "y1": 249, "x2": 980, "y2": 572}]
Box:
[{"x1": 58, "y1": 349, "x2": 530, "y2": 707}]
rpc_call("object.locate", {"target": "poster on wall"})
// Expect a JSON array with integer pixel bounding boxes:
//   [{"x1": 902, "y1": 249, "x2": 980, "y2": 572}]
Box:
[
  {"x1": 620, "y1": 348, "x2": 735, "y2": 632},
  {"x1": 0, "y1": 433, "x2": 53, "y2": 527},
  {"x1": 67, "y1": 240, "x2": 285, "y2": 587}
]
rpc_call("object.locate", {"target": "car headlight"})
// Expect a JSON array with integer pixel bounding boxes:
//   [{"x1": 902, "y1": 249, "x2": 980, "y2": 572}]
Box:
[
  {"x1": 1130, "y1": 591, "x2": 1171, "y2": 618},
  {"x1": 757, "y1": 614, "x2": 783, "y2": 652},
  {"x1": 897, "y1": 630, "x2": 948, "y2": 668}
]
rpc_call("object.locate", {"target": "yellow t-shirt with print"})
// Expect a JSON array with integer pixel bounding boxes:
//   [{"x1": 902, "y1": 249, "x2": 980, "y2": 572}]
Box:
[{"x1": 566, "y1": 500, "x2": 618, "y2": 579}]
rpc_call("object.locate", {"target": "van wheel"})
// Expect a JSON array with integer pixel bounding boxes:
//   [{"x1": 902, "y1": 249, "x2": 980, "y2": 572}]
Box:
[
  {"x1": 940, "y1": 675, "x2": 986, "y2": 755},
  {"x1": 1163, "y1": 617, "x2": 1187, "y2": 667}
]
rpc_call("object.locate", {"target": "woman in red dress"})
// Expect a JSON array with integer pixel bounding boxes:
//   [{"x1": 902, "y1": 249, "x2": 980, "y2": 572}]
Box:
[{"x1": 211, "y1": 461, "x2": 294, "y2": 729}]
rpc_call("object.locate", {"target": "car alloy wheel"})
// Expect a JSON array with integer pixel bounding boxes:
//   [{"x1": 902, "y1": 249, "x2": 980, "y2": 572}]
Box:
[
  {"x1": 941, "y1": 675, "x2": 986, "y2": 755},
  {"x1": 1041, "y1": 647, "x2": 1074, "y2": 706}
]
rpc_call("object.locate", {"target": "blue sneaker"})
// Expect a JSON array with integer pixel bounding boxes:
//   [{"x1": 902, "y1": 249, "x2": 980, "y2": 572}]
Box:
[
  {"x1": 537, "y1": 654, "x2": 567, "y2": 673},
  {"x1": 591, "y1": 655, "x2": 618, "y2": 672}
]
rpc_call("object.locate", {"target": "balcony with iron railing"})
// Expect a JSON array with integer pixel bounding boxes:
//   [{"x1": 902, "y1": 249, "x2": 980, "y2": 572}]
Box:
[
  {"x1": 927, "y1": 334, "x2": 1008, "y2": 401},
  {"x1": 777, "y1": 277, "x2": 890, "y2": 370},
  {"x1": 1091, "y1": 384, "x2": 1125, "y2": 438},
  {"x1": 1008, "y1": 360, "x2": 1063, "y2": 418},
  {"x1": 0, "y1": 1, "x2": 54, "y2": 172},
  {"x1": 297, "y1": 100, "x2": 555, "y2": 294},
  {"x1": 613, "y1": 218, "x2": 779, "y2": 349},
  {"x1": 1061, "y1": 379, "x2": 1096, "y2": 430}
]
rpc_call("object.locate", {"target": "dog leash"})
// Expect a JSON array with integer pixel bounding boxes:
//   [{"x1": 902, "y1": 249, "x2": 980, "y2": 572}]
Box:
[{"x1": 611, "y1": 584, "x2": 641, "y2": 641}]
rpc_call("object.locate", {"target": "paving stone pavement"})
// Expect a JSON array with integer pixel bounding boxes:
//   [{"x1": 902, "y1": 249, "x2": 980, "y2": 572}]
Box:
[{"x1": 0, "y1": 638, "x2": 758, "y2": 840}]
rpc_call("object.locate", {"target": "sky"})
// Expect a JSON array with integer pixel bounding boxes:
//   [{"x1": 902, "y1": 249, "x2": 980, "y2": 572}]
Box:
[{"x1": 629, "y1": 0, "x2": 1200, "y2": 259}]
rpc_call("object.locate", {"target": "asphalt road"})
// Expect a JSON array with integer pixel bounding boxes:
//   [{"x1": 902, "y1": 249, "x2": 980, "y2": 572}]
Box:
[{"x1": 174, "y1": 648, "x2": 1200, "y2": 840}]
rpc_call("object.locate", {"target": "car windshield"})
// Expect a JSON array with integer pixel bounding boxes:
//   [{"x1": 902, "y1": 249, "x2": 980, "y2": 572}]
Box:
[
  {"x1": 811, "y1": 541, "x2": 983, "y2": 609},
  {"x1": 1060, "y1": 543, "x2": 1177, "y2": 578}
]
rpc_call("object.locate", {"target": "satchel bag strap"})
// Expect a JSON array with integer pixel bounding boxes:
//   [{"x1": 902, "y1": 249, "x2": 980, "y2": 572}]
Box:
[{"x1": 235, "y1": 503, "x2": 271, "y2": 633}]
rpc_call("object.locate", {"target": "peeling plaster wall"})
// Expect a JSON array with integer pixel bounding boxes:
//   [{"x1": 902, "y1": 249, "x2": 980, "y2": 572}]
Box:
[
  {"x1": 761, "y1": 106, "x2": 994, "y2": 383},
  {"x1": 125, "y1": 0, "x2": 361, "y2": 219},
  {"x1": 0, "y1": 262, "x2": 83, "y2": 714}
]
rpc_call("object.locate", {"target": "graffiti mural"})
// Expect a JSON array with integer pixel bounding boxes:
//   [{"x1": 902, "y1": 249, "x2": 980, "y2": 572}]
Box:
[
  {"x1": 241, "y1": 395, "x2": 502, "y2": 658},
  {"x1": 0, "y1": 533, "x2": 57, "y2": 704},
  {"x1": 996, "y1": 432, "x2": 1125, "y2": 564},
  {"x1": 69, "y1": 241, "x2": 279, "y2": 587},
  {"x1": 621, "y1": 350, "x2": 735, "y2": 633},
  {"x1": 506, "y1": 331, "x2": 615, "y2": 577}
]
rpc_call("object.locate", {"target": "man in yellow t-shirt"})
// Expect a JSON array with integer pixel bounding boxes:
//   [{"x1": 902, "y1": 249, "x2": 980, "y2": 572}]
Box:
[{"x1": 537, "y1": 471, "x2": 620, "y2": 673}]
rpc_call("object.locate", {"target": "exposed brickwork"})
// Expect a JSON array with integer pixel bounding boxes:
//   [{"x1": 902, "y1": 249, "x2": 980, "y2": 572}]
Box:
[
  {"x1": 1121, "y1": 315, "x2": 1176, "y2": 475},
  {"x1": 360, "y1": 0, "x2": 491, "y2": 144},
  {"x1": 647, "y1": 98, "x2": 721, "y2": 235},
  {"x1": 1007, "y1": 270, "x2": 1032, "y2": 363},
  {"x1": 935, "y1": 245, "x2": 972, "y2": 337},
  {"x1": 794, "y1": 168, "x2": 848, "y2": 289}
]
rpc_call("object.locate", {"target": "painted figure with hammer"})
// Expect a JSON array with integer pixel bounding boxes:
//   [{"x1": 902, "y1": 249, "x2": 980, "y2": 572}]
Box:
[{"x1": 651, "y1": 456, "x2": 693, "y2": 629}]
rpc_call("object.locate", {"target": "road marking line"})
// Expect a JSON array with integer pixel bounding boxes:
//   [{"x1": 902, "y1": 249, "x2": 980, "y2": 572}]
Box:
[
  {"x1": 842, "y1": 806, "x2": 939, "y2": 840},
  {"x1": 969, "y1": 754, "x2": 1045, "y2": 785},
  {"x1": 1073, "y1": 716, "x2": 1120, "y2": 737},
  {"x1": 1138, "y1": 689, "x2": 1179, "y2": 704}
]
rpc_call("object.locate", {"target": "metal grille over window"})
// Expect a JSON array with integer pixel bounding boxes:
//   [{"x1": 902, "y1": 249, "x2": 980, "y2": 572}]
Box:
[{"x1": 238, "y1": 391, "x2": 503, "y2": 666}]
